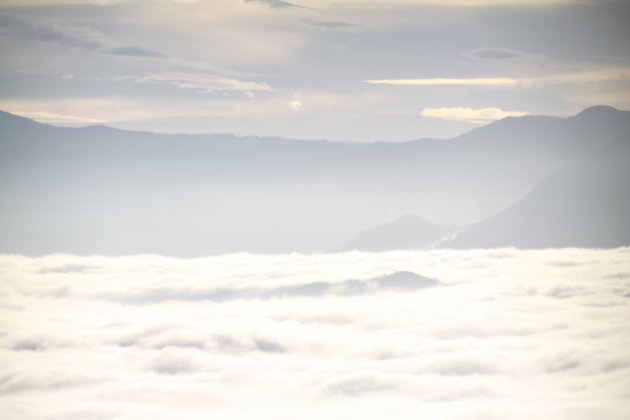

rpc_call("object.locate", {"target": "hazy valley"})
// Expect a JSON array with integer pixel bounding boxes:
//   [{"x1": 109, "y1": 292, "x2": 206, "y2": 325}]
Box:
[{"x1": 1, "y1": 105, "x2": 628, "y2": 256}]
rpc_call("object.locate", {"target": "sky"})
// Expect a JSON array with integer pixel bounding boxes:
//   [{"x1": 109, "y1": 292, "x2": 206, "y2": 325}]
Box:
[
  {"x1": 1, "y1": 248, "x2": 629, "y2": 419},
  {"x1": 0, "y1": 0, "x2": 629, "y2": 141}
]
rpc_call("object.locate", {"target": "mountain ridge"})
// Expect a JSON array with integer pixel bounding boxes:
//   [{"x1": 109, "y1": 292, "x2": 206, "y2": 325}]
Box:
[
  {"x1": 447, "y1": 131, "x2": 630, "y2": 249},
  {"x1": 3, "y1": 105, "x2": 628, "y2": 145},
  {"x1": 339, "y1": 213, "x2": 452, "y2": 252},
  {"x1": 1, "y1": 106, "x2": 628, "y2": 256}
]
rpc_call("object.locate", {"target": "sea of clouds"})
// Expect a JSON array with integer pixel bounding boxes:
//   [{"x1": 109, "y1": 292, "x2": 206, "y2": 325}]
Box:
[{"x1": 1, "y1": 248, "x2": 629, "y2": 419}]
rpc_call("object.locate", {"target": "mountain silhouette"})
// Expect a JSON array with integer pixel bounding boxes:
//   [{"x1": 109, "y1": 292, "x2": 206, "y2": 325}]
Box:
[
  {"x1": 449, "y1": 129, "x2": 630, "y2": 249},
  {"x1": 1, "y1": 106, "x2": 628, "y2": 255},
  {"x1": 339, "y1": 214, "x2": 451, "y2": 251}
]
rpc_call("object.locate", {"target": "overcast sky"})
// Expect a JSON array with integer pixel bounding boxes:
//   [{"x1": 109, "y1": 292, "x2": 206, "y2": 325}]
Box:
[{"x1": 1, "y1": 0, "x2": 629, "y2": 141}]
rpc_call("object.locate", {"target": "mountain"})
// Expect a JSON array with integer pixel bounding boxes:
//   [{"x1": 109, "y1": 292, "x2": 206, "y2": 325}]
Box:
[
  {"x1": 448, "y1": 130, "x2": 630, "y2": 249},
  {"x1": 1, "y1": 106, "x2": 629, "y2": 256},
  {"x1": 339, "y1": 214, "x2": 452, "y2": 251}
]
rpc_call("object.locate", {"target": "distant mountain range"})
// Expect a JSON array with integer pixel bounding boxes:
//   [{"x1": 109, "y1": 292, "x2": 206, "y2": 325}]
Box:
[
  {"x1": 450, "y1": 121, "x2": 630, "y2": 249},
  {"x1": 340, "y1": 106, "x2": 630, "y2": 251},
  {"x1": 1, "y1": 106, "x2": 628, "y2": 255}
]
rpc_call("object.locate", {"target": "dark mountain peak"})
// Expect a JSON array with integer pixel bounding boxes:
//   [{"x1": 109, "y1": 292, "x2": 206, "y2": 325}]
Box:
[
  {"x1": 373, "y1": 271, "x2": 439, "y2": 290},
  {"x1": 454, "y1": 112, "x2": 558, "y2": 143},
  {"x1": 0, "y1": 110, "x2": 46, "y2": 127},
  {"x1": 78, "y1": 124, "x2": 125, "y2": 135},
  {"x1": 83, "y1": 124, "x2": 114, "y2": 130},
  {"x1": 447, "y1": 135, "x2": 630, "y2": 249},
  {"x1": 459, "y1": 106, "x2": 627, "y2": 142},
  {"x1": 571, "y1": 105, "x2": 629, "y2": 131},
  {"x1": 0, "y1": 110, "x2": 52, "y2": 138},
  {"x1": 576, "y1": 105, "x2": 621, "y2": 117},
  {"x1": 339, "y1": 213, "x2": 450, "y2": 252}
]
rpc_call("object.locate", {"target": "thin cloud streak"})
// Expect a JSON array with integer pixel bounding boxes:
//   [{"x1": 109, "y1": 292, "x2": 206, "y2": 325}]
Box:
[
  {"x1": 134, "y1": 72, "x2": 273, "y2": 94},
  {"x1": 11, "y1": 111, "x2": 108, "y2": 124},
  {"x1": 366, "y1": 68, "x2": 630, "y2": 87},
  {"x1": 102, "y1": 46, "x2": 165, "y2": 57},
  {"x1": 365, "y1": 78, "x2": 521, "y2": 86},
  {"x1": 421, "y1": 107, "x2": 531, "y2": 123}
]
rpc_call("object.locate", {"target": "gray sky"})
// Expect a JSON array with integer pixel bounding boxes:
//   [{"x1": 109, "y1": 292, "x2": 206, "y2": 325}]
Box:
[{"x1": 1, "y1": 0, "x2": 629, "y2": 142}]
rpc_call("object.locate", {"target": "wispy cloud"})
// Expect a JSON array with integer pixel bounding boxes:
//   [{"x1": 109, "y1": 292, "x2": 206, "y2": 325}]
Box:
[
  {"x1": 366, "y1": 68, "x2": 630, "y2": 87},
  {"x1": 463, "y1": 47, "x2": 527, "y2": 60},
  {"x1": 244, "y1": 0, "x2": 309, "y2": 9},
  {"x1": 310, "y1": 0, "x2": 579, "y2": 5},
  {"x1": 420, "y1": 107, "x2": 530, "y2": 123},
  {"x1": 289, "y1": 100, "x2": 303, "y2": 111},
  {"x1": 302, "y1": 19, "x2": 357, "y2": 29},
  {"x1": 11, "y1": 111, "x2": 108, "y2": 124},
  {"x1": 366, "y1": 78, "x2": 522, "y2": 86},
  {"x1": 134, "y1": 72, "x2": 272, "y2": 94},
  {"x1": 0, "y1": 14, "x2": 165, "y2": 60},
  {"x1": 0, "y1": 14, "x2": 106, "y2": 49},
  {"x1": 102, "y1": 46, "x2": 164, "y2": 58}
]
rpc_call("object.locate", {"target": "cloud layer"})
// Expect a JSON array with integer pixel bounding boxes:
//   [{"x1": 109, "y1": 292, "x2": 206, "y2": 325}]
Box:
[
  {"x1": 1, "y1": 248, "x2": 629, "y2": 419},
  {"x1": 421, "y1": 106, "x2": 530, "y2": 122}
]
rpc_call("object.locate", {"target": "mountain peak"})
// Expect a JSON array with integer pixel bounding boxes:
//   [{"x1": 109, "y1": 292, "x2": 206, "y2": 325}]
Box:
[
  {"x1": 0, "y1": 110, "x2": 50, "y2": 135},
  {"x1": 339, "y1": 213, "x2": 450, "y2": 252},
  {"x1": 576, "y1": 105, "x2": 622, "y2": 118}
]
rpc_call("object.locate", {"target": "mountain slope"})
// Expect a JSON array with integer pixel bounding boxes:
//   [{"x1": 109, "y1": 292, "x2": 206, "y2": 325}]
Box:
[
  {"x1": 339, "y1": 214, "x2": 452, "y2": 251},
  {"x1": 1, "y1": 106, "x2": 629, "y2": 255},
  {"x1": 449, "y1": 132, "x2": 630, "y2": 249}
]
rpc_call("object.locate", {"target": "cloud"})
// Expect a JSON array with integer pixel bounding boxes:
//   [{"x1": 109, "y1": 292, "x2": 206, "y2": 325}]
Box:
[
  {"x1": 1, "y1": 91, "x2": 370, "y2": 129},
  {"x1": 301, "y1": 18, "x2": 357, "y2": 29},
  {"x1": 37, "y1": 264, "x2": 97, "y2": 274},
  {"x1": 464, "y1": 47, "x2": 526, "y2": 60},
  {"x1": 415, "y1": 0, "x2": 578, "y2": 6},
  {"x1": 420, "y1": 106, "x2": 531, "y2": 123},
  {"x1": 0, "y1": 0, "x2": 581, "y2": 5},
  {"x1": 149, "y1": 348, "x2": 205, "y2": 375},
  {"x1": 97, "y1": 271, "x2": 439, "y2": 304},
  {"x1": 0, "y1": 248, "x2": 629, "y2": 418},
  {"x1": 289, "y1": 100, "x2": 303, "y2": 111},
  {"x1": 244, "y1": 0, "x2": 308, "y2": 9},
  {"x1": 365, "y1": 68, "x2": 630, "y2": 88},
  {"x1": 10, "y1": 111, "x2": 108, "y2": 124},
  {"x1": 102, "y1": 46, "x2": 164, "y2": 57},
  {"x1": 0, "y1": 14, "x2": 106, "y2": 49},
  {"x1": 0, "y1": 372, "x2": 104, "y2": 395},
  {"x1": 366, "y1": 77, "x2": 523, "y2": 86},
  {"x1": 0, "y1": 14, "x2": 165, "y2": 61},
  {"x1": 320, "y1": 374, "x2": 402, "y2": 398},
  {"x1": 323, "y1": 0, "x2": 579, "y2": 5},
  {"x1": 134, "y1": 72, "x2": 273, "y2": 94}
]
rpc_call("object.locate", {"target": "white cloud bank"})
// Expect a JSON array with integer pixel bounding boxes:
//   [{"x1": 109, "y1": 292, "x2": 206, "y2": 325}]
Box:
[
  {"x1": 0, "y1": 248, "x2": 629, "y2": 419},
  {"x1": 421, "y1": 107, "x2": 530, "y2": 122}
]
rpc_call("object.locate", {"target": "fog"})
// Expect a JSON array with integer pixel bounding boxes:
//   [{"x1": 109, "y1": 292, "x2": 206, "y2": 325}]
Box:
[{"x1": 1, "y1": 248, "x2": 629, "y2": 419}]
